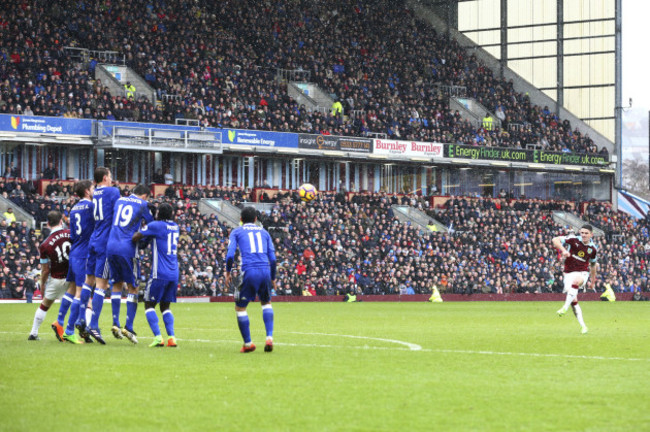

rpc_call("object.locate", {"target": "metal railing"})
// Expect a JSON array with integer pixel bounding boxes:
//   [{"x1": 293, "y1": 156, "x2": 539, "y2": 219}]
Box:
[
  {"x1": 97, "y1": 123, "x2": 222, "y2": 152},
  {"x1": 161, "y1": 94, "x2": 182, "y2": 103},
  {"x1": 64, "y1": 46, "x2": 125, "y2": 65},
  {"x1": 435, "y1": 84, "x2": 467, "y2": 98},
  {"x1": 0, "y1": 194, "x2": 36, "y2": 228},
  {"x1": 276, "y1": 68, "x2": 311, "y2": 82},
  {"x1": 175, "y1": 118, "x2": 200, "y2": 127}
]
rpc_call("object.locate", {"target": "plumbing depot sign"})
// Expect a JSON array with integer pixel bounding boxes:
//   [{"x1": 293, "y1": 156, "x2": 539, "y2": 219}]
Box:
[{"x1": 373, "y1": 139, "x2": 444, "y2": 158}]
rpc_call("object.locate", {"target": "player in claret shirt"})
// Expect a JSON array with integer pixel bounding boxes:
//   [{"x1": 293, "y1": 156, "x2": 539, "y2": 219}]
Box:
[
  {"x1": 552, "y1": 224, "x2": 599, "y2": 334},
  {"x1": 28, "y1": 211, "x2": 74, "y2": 341}
]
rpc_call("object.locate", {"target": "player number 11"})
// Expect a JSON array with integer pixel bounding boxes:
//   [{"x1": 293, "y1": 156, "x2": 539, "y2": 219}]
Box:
[{"x1": 248, "y1": 232, "x2": 264, "y2": 253}]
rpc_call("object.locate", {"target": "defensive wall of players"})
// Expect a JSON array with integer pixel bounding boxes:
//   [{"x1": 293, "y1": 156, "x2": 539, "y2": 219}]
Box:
[{"x1": 0, "y1": 113, "x2": 614, "y2": 201}]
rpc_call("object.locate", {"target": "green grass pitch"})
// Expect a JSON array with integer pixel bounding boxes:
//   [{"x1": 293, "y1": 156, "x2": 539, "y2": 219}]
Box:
[{"x1": 1, "y1": 301, "x2": 649, "y2": 431}]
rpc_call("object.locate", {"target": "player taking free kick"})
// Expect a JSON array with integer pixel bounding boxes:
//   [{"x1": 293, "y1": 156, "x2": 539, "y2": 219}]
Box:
[{"x1": 552, "y1": 224, "x2": 598, "y2": 334}]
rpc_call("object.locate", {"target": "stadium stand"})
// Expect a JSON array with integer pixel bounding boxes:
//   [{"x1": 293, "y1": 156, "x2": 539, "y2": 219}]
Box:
[
  {"x1": 0, "y1": 0, "x2": 630, "y2": 299},
  {"x1": 0, "y1": 177, "x2": 648, "y2": 299},
  {"x1": 0, "y1": 0, "x2": 605, "y2": 154}
]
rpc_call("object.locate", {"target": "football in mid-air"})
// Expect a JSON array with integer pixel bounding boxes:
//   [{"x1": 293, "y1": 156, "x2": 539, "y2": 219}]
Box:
[{"x1": 298, "y1": 183, "x2": 317, "y2": 202}]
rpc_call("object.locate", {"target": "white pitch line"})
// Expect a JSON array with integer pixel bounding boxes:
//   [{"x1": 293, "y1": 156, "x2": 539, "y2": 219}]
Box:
[
  {"x1": 287, "y1": 331, "x2": 423, "y2": 351},
  {"x1": 1, "y1": 331, "x2": 648, "y2": 362},
  {"x1": 429, "y1": 348, "x2": 650, "y2": 362}
]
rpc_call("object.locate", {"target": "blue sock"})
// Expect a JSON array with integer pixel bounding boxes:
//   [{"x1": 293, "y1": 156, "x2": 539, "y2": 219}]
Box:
[
  {"x1": 111, "y1": 291, "x2": 122, "y2": 327},
  {"x1": 65, "y1": 298, "x2": 81, "y2": 335},
  {"x1": 57, "y1": 294, "x2": 74, "y2": 326},
  {"x1": 262, "y1": 305, "x2": 274, "y2": 338},
  {"x1": 162, "y1": 310, "x2": 175, "y2": 337},
  {"x1": 145, "y1": 308, "x2": 160, "y2": 337},
  {"x1": 77, "y1": 284, "x2": 93, "y2": 325},
  {"x1": 125, "y1": 293, "x2": 137, "y2": 331},
  {"x1": 237, "y1": 311, "x2": 251, "y2": 344},
  {"x1": 89, "y1": 288, "x2": 105, "y2": 329}
]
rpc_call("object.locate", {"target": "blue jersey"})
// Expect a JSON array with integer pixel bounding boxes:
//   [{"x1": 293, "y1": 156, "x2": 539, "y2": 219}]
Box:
[
  {"x1": 226, "y1": 223, "x2": 276, "y2": 276},
  {"x1": 106, "y1": 195, "x2": 154, "y2": 258},
  {"x1": 69, "y1": 198, "x2": 94, "y2": 260},
  {"x1": 89, "y1": 186, "x2": 121, "y2": 252},
  {"x1": 138, "y1": 220, "x2": 179, "y2": 281}
]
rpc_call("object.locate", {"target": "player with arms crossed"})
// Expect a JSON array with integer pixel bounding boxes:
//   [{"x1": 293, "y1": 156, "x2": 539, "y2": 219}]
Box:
[
  {"x1": 225, "y1": 207, "x2": 277, "y2": 353},
  {"x1": 106, "y1": 184, "x2": 154, "y2": 344},
  {"x1": 28, "y1": 211, "x2": 74, "y2": 341},
  {"x1": 86, "y1": 167, "x2": 122, "y2": 344},
  {"x1": 132, "y1": 203, "x2": 179, "y2": 348},
  {"x1": 552, "y1": 224, "x2": 598, "y2": 334},
  {"x1": 61, "y1": 180, "x2": 95, "y2": 343}
]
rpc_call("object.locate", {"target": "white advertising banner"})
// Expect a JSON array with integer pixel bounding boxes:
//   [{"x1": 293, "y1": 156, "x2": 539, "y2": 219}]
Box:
[{"x1": 373, "y1": 139, "x2": 444, "y2": 158}]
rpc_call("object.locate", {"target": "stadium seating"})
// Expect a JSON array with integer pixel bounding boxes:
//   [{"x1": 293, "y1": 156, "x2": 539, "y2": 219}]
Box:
[
  {"x1": 0, "y1": 0, "x2": 604, "y2": 154},
  {"x1": 0, "y1": 175, "x2": 647, "y2": 298}
]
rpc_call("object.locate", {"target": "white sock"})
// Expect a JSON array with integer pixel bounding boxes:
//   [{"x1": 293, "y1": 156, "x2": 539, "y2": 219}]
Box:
[
  {"x1": 572, "y1": 304, "x2": 586, "y2": 328},
  {"x1": 85, "y1": 307, "x2": 93, "y2": 323},
  {"x1": 31, "y1": 307, "x2": 48, "y2": 336},
  {"x1": 563, "y1": 288, "x2": 578, "y2": 309}
]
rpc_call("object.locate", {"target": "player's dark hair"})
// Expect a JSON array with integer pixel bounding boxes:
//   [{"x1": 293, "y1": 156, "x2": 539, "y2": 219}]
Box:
[
  {"x1": 133, "y1": 184, "x2": 150, "y2": 197},
  {"x1": 47, "y1": 210, "x2": 62, "y2": 227},
  {"x1": 74, "y1": 180, "x2": 92, "y2": 199},
  {"x1": 581, "y1": 224, "x2": 593, "y2": 232},
  {"x1": 157, "y1": 203, "x2": 174, "y2": 221},
  {"x1": 94, "y1": 166, "x2": 110, "y2": 184},
  {"x1": 241, "y1": 206, "x2": 257, "y2": 224}
]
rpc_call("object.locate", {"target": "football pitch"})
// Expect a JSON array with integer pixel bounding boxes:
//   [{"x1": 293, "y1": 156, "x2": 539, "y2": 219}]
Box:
[{"x1": 1, "y1": 301, "x2": 649, "y2": 431}]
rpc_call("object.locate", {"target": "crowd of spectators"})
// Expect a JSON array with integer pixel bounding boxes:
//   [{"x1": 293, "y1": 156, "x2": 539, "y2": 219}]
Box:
[
  {"x1": 1, "y1": 0, "x2": 604, "y2": 155},
  {"x1": 1, "y1": 175, "x2": 649, "y2": 299}
]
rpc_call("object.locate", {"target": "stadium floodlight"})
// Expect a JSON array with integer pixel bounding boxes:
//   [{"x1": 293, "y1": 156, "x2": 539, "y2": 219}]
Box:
[
  {"x1": 564, "y1": 166, "x2": 582, "y2": 171},
  {"x1": 490, "y1": 162, "x2": 509, "y2": 167},
  {"x1": 599, "y1": 168, "x2": 616, "y2": 173},
  {"x1": 528, "y1": 163, "x2": 546, "y2": 169},
  {"x1": 410, "y1": 157, "x2": 430, "y2": 162}
]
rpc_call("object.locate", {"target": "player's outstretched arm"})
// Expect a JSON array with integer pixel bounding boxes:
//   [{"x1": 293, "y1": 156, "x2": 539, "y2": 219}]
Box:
[{"x1": 552, "y1": 236, "x2": 570, "y2": 258}]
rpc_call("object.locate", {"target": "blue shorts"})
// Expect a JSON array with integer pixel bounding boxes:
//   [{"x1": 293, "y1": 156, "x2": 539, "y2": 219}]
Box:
[
  {"x1": 67, "y1": 256, "x2": 87, "y2": 287},
  {"x1": 108, "y1": 255, "x2": 138, "y2": 286},
  {"x1": 235, "y1": 267, "x2": 272, "y2": 308},
  {"x1": 144, "y1": 279, "x2": 177, "y2": 303},
  {"x1": 87, "y1": 246, "x2": 110, "y2": 279}
]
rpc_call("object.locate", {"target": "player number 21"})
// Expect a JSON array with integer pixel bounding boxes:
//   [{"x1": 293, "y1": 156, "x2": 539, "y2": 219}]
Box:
[{"x1": 248, "y1": 232, "x2": 264, "y2": 253}]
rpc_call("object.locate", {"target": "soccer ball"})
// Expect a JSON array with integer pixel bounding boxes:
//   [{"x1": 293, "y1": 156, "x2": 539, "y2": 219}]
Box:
[{"x1": 298, "y1": 183, "x2": 317, "y2": 202}]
